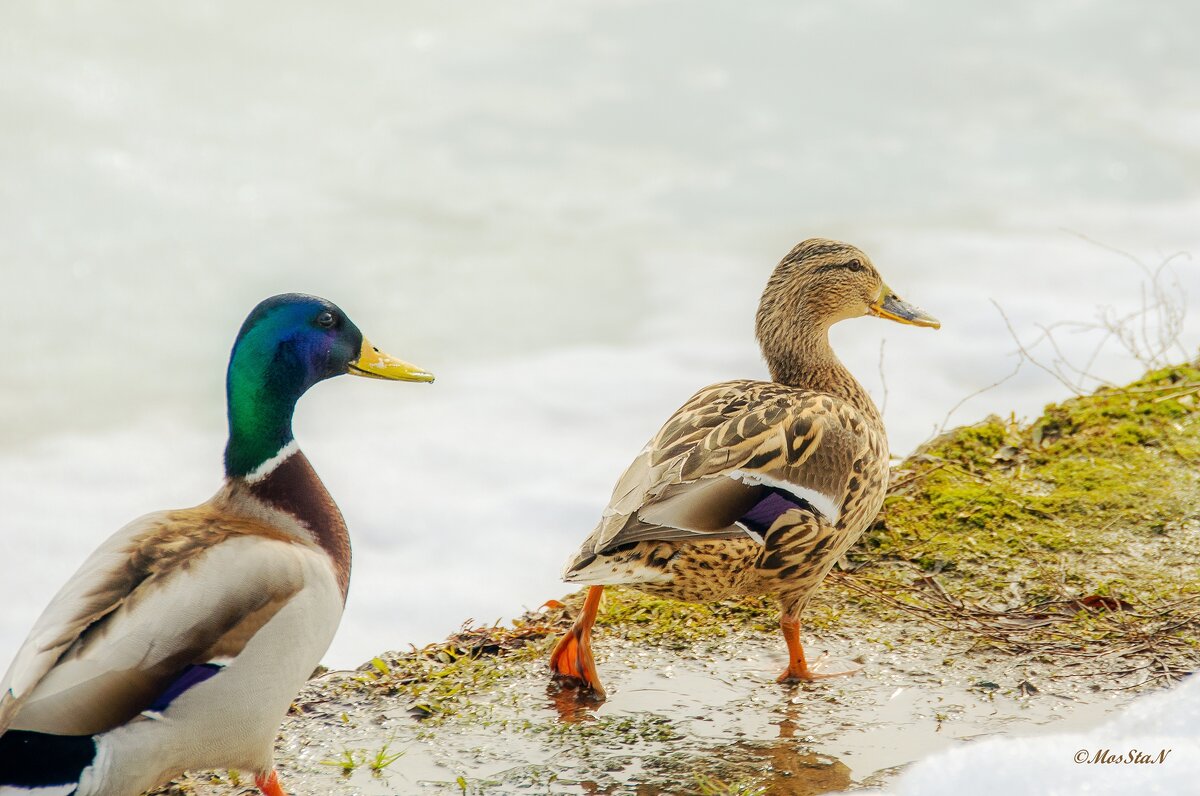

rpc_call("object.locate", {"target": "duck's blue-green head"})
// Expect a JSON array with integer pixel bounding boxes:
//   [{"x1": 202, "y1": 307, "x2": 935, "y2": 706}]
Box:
[{"x1": 224, "y1": 293, "x2": 433, "y2": 479}]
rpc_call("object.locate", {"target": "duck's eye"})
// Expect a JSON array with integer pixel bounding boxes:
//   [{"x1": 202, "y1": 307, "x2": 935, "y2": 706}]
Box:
[
  {"x1": 316, "y1": 311, "x2": 336, "y2": 329},
  {"x1": 846, "y1": 259, "x2": 863, "y2": 272}
]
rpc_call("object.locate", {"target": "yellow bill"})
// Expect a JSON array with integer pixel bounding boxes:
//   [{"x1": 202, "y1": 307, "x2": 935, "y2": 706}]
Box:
[
  {"x1": 869, "y1": 286, "x2": 941, "y2": 329},
  {"x1": 348, "y1": 338, "x2": 435, "y2": 382}
]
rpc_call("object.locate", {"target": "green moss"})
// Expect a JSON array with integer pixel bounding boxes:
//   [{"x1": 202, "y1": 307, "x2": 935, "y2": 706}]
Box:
[
  {"x1": 859, "y1": 364, "x2": 1200, "y2": 619},
  {"x1": 595, "y1": 588, "x2": 777, "y2": 646},
  {"x1": 347, "y1": 619, "x2": 556, "y2": 722},
  {"x1": 926, "y1": 418, "x2": 1011, "y2": 469}
]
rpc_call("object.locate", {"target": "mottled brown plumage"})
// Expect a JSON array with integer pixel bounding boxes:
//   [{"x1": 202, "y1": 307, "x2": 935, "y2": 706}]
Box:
[{"x1": 552, "y1": 238, "x2": 939, "y2": 696}]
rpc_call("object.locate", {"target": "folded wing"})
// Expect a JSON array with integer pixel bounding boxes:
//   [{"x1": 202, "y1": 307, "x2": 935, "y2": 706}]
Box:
[
  {"x1": 580, "y1": 380, "x2": 865, "y2": 560},
  {"x1": 0, "y1": 509, "x2": 309, "y2": 735}
]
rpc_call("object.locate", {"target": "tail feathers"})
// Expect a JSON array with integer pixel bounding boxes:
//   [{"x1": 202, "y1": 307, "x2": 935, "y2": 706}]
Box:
[
  {"x1": 562, "y1": 542, "x2": 676, "y2": 586},
  {"x1": 0, "y1": 730, "x2": 96, "y2": 794}
]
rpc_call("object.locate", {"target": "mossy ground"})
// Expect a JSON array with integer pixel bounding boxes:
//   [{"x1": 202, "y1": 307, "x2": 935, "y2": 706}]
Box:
[
  {"x1": 837, "y1": 363, "x2": 1200, "y2": 684},
  {"x1": 163, "y1": 365, "x2": 1200, "y2": 795}
]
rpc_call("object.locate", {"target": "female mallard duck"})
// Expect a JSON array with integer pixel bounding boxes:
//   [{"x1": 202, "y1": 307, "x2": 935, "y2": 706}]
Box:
[
  {"x1": 0, "y1": 294, "x2": 432, "y2": 796},
  {"x1": 550, "y1": 239, "x2": 939, "y2": 698}
]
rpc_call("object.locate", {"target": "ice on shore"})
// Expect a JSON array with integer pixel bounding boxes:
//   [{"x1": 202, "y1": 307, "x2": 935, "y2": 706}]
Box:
[{"x1": 865, "y1": 675, "x2": 1199, "y2": 795}]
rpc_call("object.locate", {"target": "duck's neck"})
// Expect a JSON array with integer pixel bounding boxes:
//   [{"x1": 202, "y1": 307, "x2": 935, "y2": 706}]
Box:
[
  {"x1": 221, "y1": 343, "x2": 352, "y2": 599},
  {"x1": 759, "y1": 318, "x2": 881, "y2": 423},
  {"x1": 224, "y1": 344, "x2": 304, "y2": 479},
  {"x1": 234, "y1": 449, "x2": 352, "y2": 600}
]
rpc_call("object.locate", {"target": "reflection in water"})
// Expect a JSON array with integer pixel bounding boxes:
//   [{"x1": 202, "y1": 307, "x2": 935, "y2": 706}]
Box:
[
  {"x1": 729, "y1": 743, "x2": 852, "y2": 796},
  {"x1": 547, "y1": 679, "x2": 605, "y2": 723},
  {"x1": 538, "y1": 637, "x2": 857, "y2": 793},
  {"x1": 622, "y1": 740, "x2": 852, "y2": 796},
  {"x1": 545, "y1": 681, "x2": 856, "y2": 794},
  {"x1": 542, "y1": 662, "x2": 861, "y2": 794}
]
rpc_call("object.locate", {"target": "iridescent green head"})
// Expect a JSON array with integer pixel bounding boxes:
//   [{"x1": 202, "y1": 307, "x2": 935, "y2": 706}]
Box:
[{"x1": 224, "y1": 293, "x2": 434, "y2": 479}]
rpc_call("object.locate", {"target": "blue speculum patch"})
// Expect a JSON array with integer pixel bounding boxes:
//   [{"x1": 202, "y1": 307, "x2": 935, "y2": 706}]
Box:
[
  {"x1": 147, "y1": 662, "x2": 224, "y2": 713},
  {"x1": 739, "y1": 489, "x2": 810, "y2": 535}
]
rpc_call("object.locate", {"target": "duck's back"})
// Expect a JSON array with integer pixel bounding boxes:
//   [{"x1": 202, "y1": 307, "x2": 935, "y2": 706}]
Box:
[{"x1": 564, "y1": 379, "x2": 889, "y2": 593}]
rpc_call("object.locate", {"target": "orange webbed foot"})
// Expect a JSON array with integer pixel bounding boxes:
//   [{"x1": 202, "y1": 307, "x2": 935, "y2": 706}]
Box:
[
  {"x1": 549, "y1": 623, "x2": 606, "y2": 698},
  {"x1": 776, "y1": 658, "x2": 863, "y2": 683},
  {"x1": 548, "y1": 585, "x2": 606, "y2": 699},
  {"x1": 255, "y1": 770, "x2": 287, "y2": 796},
  {"x1": 777, "y1": 614, "x2": 862, "y2": 684}
]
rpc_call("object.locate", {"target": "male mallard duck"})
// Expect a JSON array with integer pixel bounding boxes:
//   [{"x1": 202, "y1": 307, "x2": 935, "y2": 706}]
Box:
[
  {"x1": 550, "y1": 240, "x2": 938, "y2": 698},
  {"x1": 0, "y1": 294, "x2": 432, "y2": 796}
]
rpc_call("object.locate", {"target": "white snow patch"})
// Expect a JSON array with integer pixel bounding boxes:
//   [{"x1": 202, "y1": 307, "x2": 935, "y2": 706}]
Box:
[{"x1": 854, "y1": 676, "x2": 1200, "y2": 795}]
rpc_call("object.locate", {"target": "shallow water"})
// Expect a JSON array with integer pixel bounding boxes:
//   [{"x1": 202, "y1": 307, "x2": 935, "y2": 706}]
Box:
[
  {"x1": 174, "y1": 626, "x2": 1130, "y2": 795},
  {"x1": 2, "y1": 0, "x2": 1200, "y2": 669}
]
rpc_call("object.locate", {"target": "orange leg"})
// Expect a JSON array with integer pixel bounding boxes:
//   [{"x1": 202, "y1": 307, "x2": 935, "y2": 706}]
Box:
[
  {"x1": 777, "y1": 614, "x2": 862, "y2": 682},
  {"x1": 255, "y1": 770, "x2": 287, "y2": 796},
  {"x1": 548, "y1": 585, "x2": 606, "y2": 698}
]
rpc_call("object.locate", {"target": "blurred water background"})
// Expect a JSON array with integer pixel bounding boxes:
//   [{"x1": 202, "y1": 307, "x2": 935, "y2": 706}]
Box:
[{"x1": 2, "y1": 0, "x2": 1199, "y2": 668}]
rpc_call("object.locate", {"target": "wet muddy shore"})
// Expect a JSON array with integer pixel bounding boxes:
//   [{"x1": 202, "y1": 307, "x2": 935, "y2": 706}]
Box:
[
  {"x1": 160, "y1": 600, "x2": 1141, "y2": 795},
  {"x1": 163, "y1": 364, "x2": 1200, "y2": 795}
]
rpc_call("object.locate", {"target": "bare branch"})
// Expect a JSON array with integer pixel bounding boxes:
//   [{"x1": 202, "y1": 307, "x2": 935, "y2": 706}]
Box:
[
  {"x1": 987, "y1": 244, "x2": 1191, "y2": 401},
  {"x1": 936, "y1": 354, "x2": 1023, "y2": 436}
]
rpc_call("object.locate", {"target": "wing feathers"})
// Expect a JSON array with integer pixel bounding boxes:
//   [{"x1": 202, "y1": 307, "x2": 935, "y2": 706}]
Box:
[
  {"x1": 585, "y1": 380, "x2": 869, "y2": 556},
  {"x1": 1, "y1": 509, "x2": 311, "y2": 736},
  {"x1": 636, "y1": 477, "x2": 767, "y2": 534}
]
